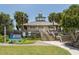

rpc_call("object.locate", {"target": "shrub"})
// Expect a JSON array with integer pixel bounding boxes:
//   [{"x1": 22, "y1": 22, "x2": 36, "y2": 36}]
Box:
[
  {"x1": 0, "y1": 35, "x2": 11, "y2": 43},
  {"x1": 9, "y1": 40, "x2": 17, "y2": 44},
  {"x1": 0, "y1": 34, "x2": 3, "y2": 42}
]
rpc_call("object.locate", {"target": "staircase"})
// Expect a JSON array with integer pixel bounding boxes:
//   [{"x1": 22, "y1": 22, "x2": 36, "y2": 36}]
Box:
[{"x1": 39, "y1": 29, "x2": 53, "y2": 41}]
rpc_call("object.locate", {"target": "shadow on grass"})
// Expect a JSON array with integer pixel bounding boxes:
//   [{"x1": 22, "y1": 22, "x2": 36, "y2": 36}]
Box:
[{"x1": 64, "y1": 42, "x2": 79, "y2": 51}]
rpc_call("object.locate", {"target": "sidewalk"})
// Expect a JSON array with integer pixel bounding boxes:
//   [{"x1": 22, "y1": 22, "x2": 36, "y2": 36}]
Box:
[
  {"x1": 40, "y1": 41, "x2": 79, "y2": 55},
  {"x1": 0, "y1": 41, "x2": 79, "y2": 55}
]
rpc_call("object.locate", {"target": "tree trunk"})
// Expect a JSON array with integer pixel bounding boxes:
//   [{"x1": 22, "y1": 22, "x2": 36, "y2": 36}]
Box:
[
  {"x1": 4, "y1": 26, "x2": 6, "y2": 43},
  {"x1": 70, "y1": 30, "x2": 77, "y2": 42},
  {"x1": 53, "y1": 20, "x2": 54, "y2": 26},
  {"x1": 21, "y1": 23, "x2": 25, "y2": 37},
  {"x1": 70, "y1": 33, "x2": 76, "y2": 42},
  {"x1": 74, "y1": 32, "x2": 79, "y2": 42}
]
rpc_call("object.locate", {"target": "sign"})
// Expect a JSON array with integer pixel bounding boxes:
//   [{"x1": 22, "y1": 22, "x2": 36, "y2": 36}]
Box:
[{"x1": 10, "y1": 34, "x2": 22, "y2": 40}]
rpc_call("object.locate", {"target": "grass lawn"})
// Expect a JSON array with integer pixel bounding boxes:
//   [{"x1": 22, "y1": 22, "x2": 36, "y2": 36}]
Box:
[
  {"x1": 18, "y1": 39, "x2": 39, "y2": 44},
  {"x1": 18, "y1": 37, "x2": 41, "y2": 44},
  {"x1": 0, "y1": 46, "x2": 71, "y2": 55},
  {"x1": 5, "y1": 37, "x2": 41, "y2": 44}
]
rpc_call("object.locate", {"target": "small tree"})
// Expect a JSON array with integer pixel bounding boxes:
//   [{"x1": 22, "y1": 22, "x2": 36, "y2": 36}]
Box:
[
  {"x1": 0, "y1": 12, "x2": 12, "y2": 43},
  {"x1": 61, "y1": 4, "x2": 79, "y2": 42},
  {"x1": 48, "y1": 12, "x2": 57, "y2": 25},
  {"x1": 61, "y1": 15, "x2": 79, "y2": 42},
  {"x1": 48, "y1": 12, "x2": 62, "y2": 24},
  {"x1": 14, "y1": 11, "x2": 28, "y2": 37}
]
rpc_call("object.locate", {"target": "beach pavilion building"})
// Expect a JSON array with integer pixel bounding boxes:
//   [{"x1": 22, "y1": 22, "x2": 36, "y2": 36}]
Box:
[{"x1": 23, "y1": 12, "x2": 59, "y2": 40}]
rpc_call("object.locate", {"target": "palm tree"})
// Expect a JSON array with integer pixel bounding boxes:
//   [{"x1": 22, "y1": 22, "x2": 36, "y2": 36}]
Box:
[
  {"x1": 14, "y1": 11, "x2": 28, "y2": 37},
  {"x1": 0, "y1": 12, "x2": 11, "y2": 43},
  {"x1": 48, "y1": 12, "x2": 57, "y2": 25}
]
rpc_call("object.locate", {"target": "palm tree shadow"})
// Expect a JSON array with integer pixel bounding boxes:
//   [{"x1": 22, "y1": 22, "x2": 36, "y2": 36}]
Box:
[{"x1": 64, "y1": 43, "x2": 79, "y2": 51}]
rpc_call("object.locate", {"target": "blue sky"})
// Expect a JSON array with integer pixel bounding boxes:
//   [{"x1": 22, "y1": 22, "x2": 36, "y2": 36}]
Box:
[{"x1": 0, "y1": 4, "x2": 71, "y2": 22}]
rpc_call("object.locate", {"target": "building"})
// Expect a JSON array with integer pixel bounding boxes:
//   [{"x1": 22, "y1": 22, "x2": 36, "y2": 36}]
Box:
[
  {"x1": 23, "y1": 12, "x2": 59, "y2": 40},
  {"x1": 24, "y1": 12, "x2": 58, "y2": 32}
]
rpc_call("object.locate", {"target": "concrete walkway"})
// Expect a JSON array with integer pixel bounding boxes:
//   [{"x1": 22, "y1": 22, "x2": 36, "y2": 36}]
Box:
[
  {"x1": 0, "y1": 42, "x2": 52, "y2": 46},
  {"x1": 37, "y1": 41, "x2": 79, "y2": 55},
  {"x1": 0, "y1": 41, "x2": 79, "y2": 55}
]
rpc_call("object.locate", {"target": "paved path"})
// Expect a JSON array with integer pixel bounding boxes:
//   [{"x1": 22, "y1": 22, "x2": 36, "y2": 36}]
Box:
[
  {"x1": 37, "y1": 41, "x2": 79, "y2": 55},
  {"x1": 0, "y1": 42, "x2": 51, "y2": 46},
  {"x1": 0, "y1": 41, "x2": 79, "y2": 55}
]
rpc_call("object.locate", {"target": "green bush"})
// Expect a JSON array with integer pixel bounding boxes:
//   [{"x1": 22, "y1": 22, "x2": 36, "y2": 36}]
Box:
[
  {"x1": 0, "y1": 34, "x2": 3, "y2": 42},
  {"x1": 26, "y1": 37, "x2": 41, "y2": 40},
  {"x1": 19, "y1": 39, "x2": 36, "y2": 44},
  {"x1": 0, "y1": 35, "x2": 11, "y2": 43},
  {"x1": 6, "y1": 35, "x2": 10, "y2": 42},
  {"x1": 16, "y1": 37, "x2": 41, "y2": 44}
]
